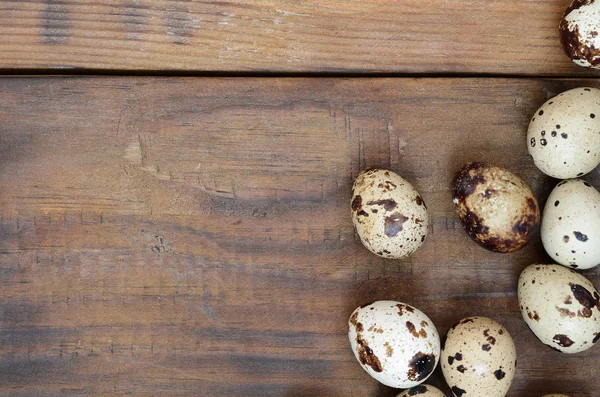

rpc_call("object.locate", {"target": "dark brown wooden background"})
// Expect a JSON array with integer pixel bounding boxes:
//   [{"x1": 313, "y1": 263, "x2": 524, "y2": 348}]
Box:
[{"x1": 0, "y1": 1, "x2": 599, "y2": 397}]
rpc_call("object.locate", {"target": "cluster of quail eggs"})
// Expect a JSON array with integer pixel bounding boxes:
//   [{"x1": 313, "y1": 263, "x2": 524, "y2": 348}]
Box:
[
  {"x1": 347, "y1": 8, "x2": 600, "y2": 392},
  {"x1": 349, "y1": 167, "x2": 525, "y2": 396}
]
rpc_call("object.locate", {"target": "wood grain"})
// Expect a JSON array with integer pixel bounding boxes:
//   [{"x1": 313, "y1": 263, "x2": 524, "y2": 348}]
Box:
[
  {"x1": 0, "y1": 0, "x2": 599, "y2": 75},
  {"x1": 0, "y1": 77, "x2": 599, "y2": 396}
]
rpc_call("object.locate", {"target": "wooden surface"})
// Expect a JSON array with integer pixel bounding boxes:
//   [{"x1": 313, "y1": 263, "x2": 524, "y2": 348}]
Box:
[
  {"x1": 1, "y1": 0, "x2": 600, "y2": 75},
  {"x1": 0, "y1": 77, "x2": 599, "y2": 396}
]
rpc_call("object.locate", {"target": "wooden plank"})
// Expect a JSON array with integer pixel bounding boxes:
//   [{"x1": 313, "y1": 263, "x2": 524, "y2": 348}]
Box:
[
  {"x1": 0, "y1": 76, "x2": 599, "y2": 396},
  {"x1": 0, "y1": 0, "x2": 597, "y2": 75}
]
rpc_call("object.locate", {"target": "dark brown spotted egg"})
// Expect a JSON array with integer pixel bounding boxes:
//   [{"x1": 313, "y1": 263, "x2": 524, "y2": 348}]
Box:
[
  {"x1": 541, "y1": 179, "x2": 600, "y2": 270},
  {"x1": 351, "y1": 169, "x2": 429, "y2": 259},
  {"x1": 397, "y1": 384, "x2": 445, "y2": 397},
  {"x1": 441, "y1": 317, "x2": 517, "y2": 397},
  {"x1": 518, "y1": 264, "x2": 600, "y2": 353},
  {"x1": 560, "y1": 0, "x2": 600, "y2": 68},
  {"x1": 527, "y1": 87, "x2": 600, "y2": 179},
  {"x1": 451, "y1": 163, "x2": 540, "y2": 253},
  {"x1": 348, "y1": 301, "x2": 440, "y2": 388}
]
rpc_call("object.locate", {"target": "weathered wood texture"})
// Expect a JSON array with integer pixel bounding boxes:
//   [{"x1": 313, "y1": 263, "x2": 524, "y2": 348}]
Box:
[
  {"x1": 0, "y1": 0, "x2": 599, "y2": 75},
  {"x1": 0, "y1": 77, "x2": 599, "y2": 396}
]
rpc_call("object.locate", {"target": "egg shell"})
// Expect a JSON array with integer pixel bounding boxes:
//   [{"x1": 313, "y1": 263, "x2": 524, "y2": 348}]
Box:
[
  {"x1": 441, "y1": 317, "x2": 517, "y2": 397},
  {"x1": 397, "y1": 384, "x2": 445, "y2": 397},
  {"x1": 348, "y1": 301, "x2": 440, "y2": 389},
  {"x1": 451, "y1": 163, "x2": 540, "y2": 253},
  {"x1": 351, "y1": 169, "x2": 429, "y2": 259},
  {"x1": 518, "y1": 264, "x2": 600, "y2": 353},
  {"x1": 541, "y1": 395, "x2": 571, "y2": 397},
  {"x1": 560, "y1": 0, "x2": 600, "y2": 68},
  {"x1": 541, "y1": 179, "x2": 600, "y2": 270},
  {"x1": 527, "y1": 87, "x2": 600, "y2": 179}
]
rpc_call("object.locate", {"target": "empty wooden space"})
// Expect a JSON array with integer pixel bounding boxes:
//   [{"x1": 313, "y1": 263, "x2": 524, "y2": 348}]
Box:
[
  {"x1": 0, "y1": 77, "x2": 598, "y2": 396},
  {"x1": 0, "y1": 0, "x2": 599, "y2": 75}
]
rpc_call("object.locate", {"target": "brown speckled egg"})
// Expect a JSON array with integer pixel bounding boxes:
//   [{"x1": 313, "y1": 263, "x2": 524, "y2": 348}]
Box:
[
  {"x1": 518, "y1": 264, "x2": 600, "y2": 353},
  {"x1": 527, "y1": 87, "x2": 600, "y2": 179},
  {"x1": 451, "y1": 163, "x2": 540, "y2": 253},
  {"x1": 441, "y1": 317, "x2": 517, "y2": 397},
  {"x1": 541, "y1": 179, "x2": 600, "y2": 270},
  {"x1": 542, "y1": 395, "x2": 571, "y2": 397},
  {"x1": 351, "y1": 169, "x2": 429, "y2": 259},
  {"x1": 397, "y1": 384, "x2": 445, "y2": 397},
  {"x1": 348, "y1": 301, "x2": 440, "y2": 389},
  {"x1": 560, "y1": 0, "x2": 600, "y2": 68}
]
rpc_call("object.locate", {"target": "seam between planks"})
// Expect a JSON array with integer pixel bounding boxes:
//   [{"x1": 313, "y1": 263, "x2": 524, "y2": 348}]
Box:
[{"x1": 2, "y1": 69, "x2": 600, "y2": 79}]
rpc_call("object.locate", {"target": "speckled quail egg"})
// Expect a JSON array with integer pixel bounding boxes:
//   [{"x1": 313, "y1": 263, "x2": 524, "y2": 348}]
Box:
[
  {"x1": 518, "y1": 264, "x2": 600, "y2": 353},
  {"x1": 452, "y1": 163, "x2": 540, "y2": 253},
  {"x1": 397, "y1": 384, "x2": 445, "y2": 397},
  {"x1": 349, "y1": 301, "x2": 440, "y2": 388},
  {"x1": 351, "y1": 169, "x2": 429, "y2": 259},
  {"x1": 560, "y1": 0, "x2": 600, "y2": 68},
  {"x1": 441, "y1": 317, "x2": 517, "y2": 397},
  {"x1": 541, "y1": 179, "x2": 600, "y2": 270},
  {"x1": 527, "y1": 87, "x2": 600, "y2": 179}
]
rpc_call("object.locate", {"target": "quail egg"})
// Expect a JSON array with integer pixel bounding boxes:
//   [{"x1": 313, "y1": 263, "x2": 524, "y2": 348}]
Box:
[
  {"x1": 441, "y1": 317, "x2": 517, "y2": 397},
  {"x1": 452, "y1": 162, "x2": 540, "y2": 253},
  {"x1": 527, "y1": 87, "x2": 600, "y2": 179},
  {"x1": 352, "y1": 169, "x2": 429, "y2": 259},
  {"x1": 397, "y1": 384, "x2": 445, "y2": 397},
  {"x1": 518, "y1": 264, "x2": 600, "y2": 353},
  {"x1": 541, "y1": 179, "x2": 600, "y2": 270},
  {"x1": 560, "y1": 0, "x2": 600, "y2": 68},
  {"x1": 349, "y1": 301, "x2": 440, "y2": 388}
]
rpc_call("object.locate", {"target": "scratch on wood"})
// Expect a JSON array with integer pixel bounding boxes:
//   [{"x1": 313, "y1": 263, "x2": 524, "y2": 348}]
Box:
[
  {"x1": 124, "y1": 137, "x2": 144, "y2": 165},
  {"x1": 274, "y1": 9, "x2": 310, "y2": 17},
  {"x1": 398, "y1": 136, "x2": 408, "y2": 153},
  {"x1": 196, "y1": 176, "x2": 236, "y2": 198},
  {"x1": 371, "y1": 31, "x2": 403, "y2": 50},
  {"x1": 116, "y1": 106, "x2": 126, "y2": 137},
  {"x1": 386, "y1": 119, "x2": 392, "y2": 168},
  {"x1": 138, "y1": 135, "x2": 147, "y2": 164},
  {"x1": 331, "y1": 16, "x2": 367, "y2": 40}
]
